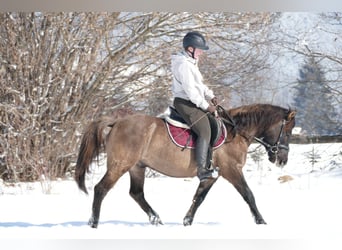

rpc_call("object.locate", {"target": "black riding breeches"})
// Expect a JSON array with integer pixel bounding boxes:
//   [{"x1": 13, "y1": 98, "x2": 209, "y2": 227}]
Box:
[{"x1": 173, "y1": 97, "x2": 211, "y2": 144}]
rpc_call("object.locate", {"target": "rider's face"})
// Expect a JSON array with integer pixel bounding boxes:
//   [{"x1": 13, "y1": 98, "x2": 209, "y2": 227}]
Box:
[
  {"x1": 188, "y1": 47, "x2": 204, "y2": 60},
  {"x1": 193, "y1": 48, "x2": 203, "y2": 59}
]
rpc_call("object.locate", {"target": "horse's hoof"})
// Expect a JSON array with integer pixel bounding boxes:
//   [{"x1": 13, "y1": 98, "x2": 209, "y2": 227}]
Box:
[
  {"x1": 88, "y1": 218, "x2": 98, "y2": 228},
  {"x1": 255, "y1": 218, "x2": 267, "y2": 225},
  {"x1": 149, "y1": 215, "x2": 163, "y2": 226},
  {"x1": 183, "y1": 216, "x2": 193, "y2": 226}
]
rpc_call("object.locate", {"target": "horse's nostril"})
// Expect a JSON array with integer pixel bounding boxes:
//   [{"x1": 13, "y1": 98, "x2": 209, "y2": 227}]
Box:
[{"x1": 276, "y1": 158, "x2": 287, "y2": 167}]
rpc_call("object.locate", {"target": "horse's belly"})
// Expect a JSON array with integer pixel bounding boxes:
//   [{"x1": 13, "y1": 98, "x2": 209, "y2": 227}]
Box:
[{"x1": 142, "y1": 147, "x2": 197, "y2": 178}]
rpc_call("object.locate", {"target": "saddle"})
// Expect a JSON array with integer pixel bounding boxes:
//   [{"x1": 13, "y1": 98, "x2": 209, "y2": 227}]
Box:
[{"x1": 163, "y1": 107, "x2": 227, "y2": 150}]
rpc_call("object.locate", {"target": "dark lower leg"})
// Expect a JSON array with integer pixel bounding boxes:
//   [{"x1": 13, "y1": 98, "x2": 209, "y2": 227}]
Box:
[
  {"x1": 183, "y1": 178, "x2": 217, "y2": 226},
  {"x1": 89, "y1": 171, "x2": 120, "y2": 228},
  {"x1": 233, "y1": 176, "x2": 266, "y2": 224},
  {"x1": 89, "y1": 184, "x2": 109, "y2": 228},
  {"x1": 129, "y1": 167, "x2": 163, "y2": 225}
]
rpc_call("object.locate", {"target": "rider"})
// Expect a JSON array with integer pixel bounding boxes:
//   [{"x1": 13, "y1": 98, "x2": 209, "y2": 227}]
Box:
[{"x1": 171, "y1": 31, "x2": 218, "y2": 181}]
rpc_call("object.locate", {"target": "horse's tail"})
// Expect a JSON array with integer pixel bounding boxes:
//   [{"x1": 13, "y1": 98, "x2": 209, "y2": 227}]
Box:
[{"x1": 75, "y1": 116, "x2": 116, "y2": 194}]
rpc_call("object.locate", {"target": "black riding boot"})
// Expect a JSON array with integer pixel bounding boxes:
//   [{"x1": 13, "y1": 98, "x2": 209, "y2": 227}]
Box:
[{"x1": 196, "y1": 138, "x2": 217, "y2": 181}]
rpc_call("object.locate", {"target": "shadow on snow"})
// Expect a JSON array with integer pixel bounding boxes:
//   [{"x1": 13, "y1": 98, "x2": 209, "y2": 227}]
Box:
[{"x1": 0, "y1": 220, "x2": 220, "y2": 228}]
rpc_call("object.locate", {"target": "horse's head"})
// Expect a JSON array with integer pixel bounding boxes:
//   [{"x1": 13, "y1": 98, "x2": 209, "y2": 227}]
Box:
[
  {"x1": 227, "y1": 104, "x2": 297, "y2": 167},
  {"x1": 261, "y1": 109, "x2": 296, "y2": 166}
]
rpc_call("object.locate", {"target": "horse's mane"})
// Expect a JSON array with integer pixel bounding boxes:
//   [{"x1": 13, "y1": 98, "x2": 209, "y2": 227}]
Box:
[{"x1": 224, "y1": 104, "x2": 289, "y2": 132}]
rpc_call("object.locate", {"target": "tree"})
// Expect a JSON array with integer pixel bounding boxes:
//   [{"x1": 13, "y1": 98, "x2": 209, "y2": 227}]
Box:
[
  {"x1": 293, "y1": 55, "x2": 338, "y2": 135},
  {"x1": 0, "y1": 12, "x2": 277, "y2": 182},
  {"x1": 273, "y1": 13, "x2": 341, "y2": 135},
  {"x1": 198, "y1": 13, "x2": 280, "y2": 107}
]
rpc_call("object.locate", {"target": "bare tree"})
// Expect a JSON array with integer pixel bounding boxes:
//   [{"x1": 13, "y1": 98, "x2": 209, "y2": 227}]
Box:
[
  {"x1": 197, "y1": 12, "x2": 280, "y2": 106},
  {"x1": 0, "y1": 12, "x2": 277, "y2": 182}
]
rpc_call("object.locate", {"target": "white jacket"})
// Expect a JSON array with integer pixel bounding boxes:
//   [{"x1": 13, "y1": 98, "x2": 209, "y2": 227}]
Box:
[{"x1": 171, "y1": 51, "x2": 215, "y2": 111}]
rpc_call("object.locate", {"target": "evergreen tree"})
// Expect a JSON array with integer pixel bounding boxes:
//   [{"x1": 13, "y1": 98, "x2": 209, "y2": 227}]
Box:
[{"x1": 293, "y1": 56, "x2": 338, "y2": 135}]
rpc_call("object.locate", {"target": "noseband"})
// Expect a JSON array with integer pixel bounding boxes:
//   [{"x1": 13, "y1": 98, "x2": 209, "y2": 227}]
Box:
[{"x1": 254, "y1": 119, "x2": 289, "y2": 154}]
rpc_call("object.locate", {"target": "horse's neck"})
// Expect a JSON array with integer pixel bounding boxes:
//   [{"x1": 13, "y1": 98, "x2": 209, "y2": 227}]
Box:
[
  {"x1": 238, "y1": 126, "x2": 259, "y2": 144},
  {"x1": 231, "y1": 113, "x2": 266, "y2": 143},
  {"x1": 229, "y1": 104, "x2": 285, "y2": 144}
]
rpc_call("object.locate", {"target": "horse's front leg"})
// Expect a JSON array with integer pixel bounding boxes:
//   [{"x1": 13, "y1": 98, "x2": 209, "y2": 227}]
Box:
[
  {"x1": 183, "y1": 178, "x2": 218, "y2": 226},
  {"x1": 239, "y1": 182, "x2": 266, "y2": 224},
  {"x1": 129, "y1": 165, "x2": 163, "y2": 226},
  {"x1": 223, "y1": 169, "x2": 266, "y2": 224}
]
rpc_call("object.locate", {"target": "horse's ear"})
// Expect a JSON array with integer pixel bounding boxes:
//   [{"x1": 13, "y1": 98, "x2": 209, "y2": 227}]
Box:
[{"x1": 287, "y1": 110, "x2": 296, "y2": 121}]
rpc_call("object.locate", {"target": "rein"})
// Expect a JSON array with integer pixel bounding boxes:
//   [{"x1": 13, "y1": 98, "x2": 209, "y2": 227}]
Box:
[
  {"x1": 216, "y1": 106, "x2": 289, "y2": 154},
  {"x1": 216, "y1": 105, "x2": 237, "y2": 140}
]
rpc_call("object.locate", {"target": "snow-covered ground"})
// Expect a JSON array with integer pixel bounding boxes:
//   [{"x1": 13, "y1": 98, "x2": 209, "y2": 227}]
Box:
[{"x1": 0, "y1": 143, "x2": 341, "y2": 248}]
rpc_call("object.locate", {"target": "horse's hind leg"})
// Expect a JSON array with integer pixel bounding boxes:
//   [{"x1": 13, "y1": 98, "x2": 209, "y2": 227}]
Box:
[
  {"x1": 128, "y1": 164, "x2": 163, "y2": 225},
  {"x1": 183, "y1": 178, "x2": 218, "y2": 226},
  {"x1": 89, "y1": 170, "x2": 123, "y2": 228}
]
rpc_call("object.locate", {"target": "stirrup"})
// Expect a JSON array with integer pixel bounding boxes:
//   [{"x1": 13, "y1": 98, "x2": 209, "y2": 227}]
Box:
[
  {"x1": 208, "y1": 160, "x2": 219, "y2": 178},
  {"x1": 208, "y1": 164, "x2": 219, "y2": 179},
  {"x1": 198, "y1": 164, "x2": 219, "y2": 182}
]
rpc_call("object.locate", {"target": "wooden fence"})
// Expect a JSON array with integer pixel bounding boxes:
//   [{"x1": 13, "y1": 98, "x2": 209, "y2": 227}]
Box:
[{"x1": 290, "y1": 135, "x2": 342, "y2": 144}]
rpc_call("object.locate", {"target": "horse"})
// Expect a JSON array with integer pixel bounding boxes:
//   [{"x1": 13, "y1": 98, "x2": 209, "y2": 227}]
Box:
[{"x1": 75, "y1": 104, "x2": 296, "y2": 228}]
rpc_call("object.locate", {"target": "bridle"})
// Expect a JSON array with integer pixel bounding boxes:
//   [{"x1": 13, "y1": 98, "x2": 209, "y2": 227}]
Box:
[
  {"x1": 253, "y1": 119, "x2": 289, "y2": 154},
  {"x1": 216, "y1": 106, "x2": 291, "y2": 154}
]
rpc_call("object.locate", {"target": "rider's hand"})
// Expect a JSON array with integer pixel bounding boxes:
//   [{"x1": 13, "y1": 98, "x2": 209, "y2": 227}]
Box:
[
  {"x1": 211, "y1": 97, "x2": 218, "y2": 106},
  {"x1": 207, "y1": 104, "x2": 217, "y2": 114}
]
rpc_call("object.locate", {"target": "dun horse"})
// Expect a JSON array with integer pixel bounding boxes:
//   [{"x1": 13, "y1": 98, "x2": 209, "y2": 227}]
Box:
[{"x1": 75, "y1": 104, "x2": 296, "y2": 228}]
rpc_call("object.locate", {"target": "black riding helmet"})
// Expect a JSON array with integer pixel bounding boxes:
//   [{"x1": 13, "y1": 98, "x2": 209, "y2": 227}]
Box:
[{"x1": 183, "y1": 31, "x2": 209, "y2": 51}]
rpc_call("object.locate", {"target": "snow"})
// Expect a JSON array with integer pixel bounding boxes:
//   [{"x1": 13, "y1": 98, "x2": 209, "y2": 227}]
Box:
[{"x1": 0, "y1": 143, "x2": 341, "y2": 249}]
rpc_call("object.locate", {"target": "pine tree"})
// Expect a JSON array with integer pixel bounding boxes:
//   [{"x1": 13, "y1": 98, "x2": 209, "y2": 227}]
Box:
[{"x1": 293, "y1": 56, "x2": 338, "y2": 135}]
